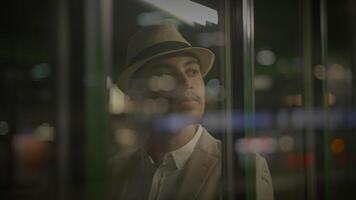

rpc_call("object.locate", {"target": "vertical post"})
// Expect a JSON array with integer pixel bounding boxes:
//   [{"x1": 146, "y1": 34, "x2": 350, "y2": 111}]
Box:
[
  {"x1": 242, "y1": 0, "x2": 256, "y2": 199},
  {"x1": 57, "y1": 0, "x2": 70, "y2": 199},
  {"x1": 319, "y1": 0, "x2": 331, "y2": 199},
  {"x1": 350, "y1": 0, "x2": 356, "y2": 106},
  {"x1": 301, "y1": 0, "x2": 317, "y2": 199},
  {"x1": 84, "y1": 0, "x2": 112, "y2": 199},
  {"x1": 223, "y1": 0, "x2": 235, "y2": 199}
]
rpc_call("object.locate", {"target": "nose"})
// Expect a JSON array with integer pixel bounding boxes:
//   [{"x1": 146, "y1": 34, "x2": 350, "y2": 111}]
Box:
[{"x1": 175, "y1": 72, "x2": 192, "y2": 90}]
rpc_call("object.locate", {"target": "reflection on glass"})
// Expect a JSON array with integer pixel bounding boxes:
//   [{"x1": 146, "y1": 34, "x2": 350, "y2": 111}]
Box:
[{"x1": 109, "y1": 13, "x2": 274, "y2": 198}]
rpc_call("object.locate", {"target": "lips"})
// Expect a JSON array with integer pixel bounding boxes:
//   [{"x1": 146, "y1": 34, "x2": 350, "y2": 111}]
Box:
[
  {"x1": 177, "y1": 92, "x2": 200, "y2": 102},
  {"x1": 172, "y1": 94, "x2": 200, "y2": 109},
  {"x1": 180, "y1": 96, "x2": 198, "y2": 102}
]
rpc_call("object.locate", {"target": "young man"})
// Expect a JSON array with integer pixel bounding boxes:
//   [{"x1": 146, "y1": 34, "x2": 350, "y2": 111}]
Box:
[{"x1": 111, "y1": 23, "x2": 274, "y2": 200}]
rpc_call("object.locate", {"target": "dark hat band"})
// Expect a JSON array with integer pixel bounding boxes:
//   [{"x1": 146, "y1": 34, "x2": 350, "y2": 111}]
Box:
[{"x1": 128, "y1": 41, "x2": 191, "y2": 66}]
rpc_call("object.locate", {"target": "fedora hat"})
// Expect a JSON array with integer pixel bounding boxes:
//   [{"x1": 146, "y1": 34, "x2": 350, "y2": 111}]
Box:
[{"x1": 117, "y1": 23, "x2": 215, "y2": 93}]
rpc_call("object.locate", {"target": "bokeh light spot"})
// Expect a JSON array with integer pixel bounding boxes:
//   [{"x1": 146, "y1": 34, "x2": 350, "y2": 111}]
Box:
[
  {"x1": 254, "y1": 75, "x2": 273, "y2": 91},
  {"x1": 0, "y1": 121, "x2": 9, "y2": 136},
  {"x1": 256, "y1": 50, "x2": 276, "y2": 66},
  {"x1": 314, "y1": 64, "x2": 326, "y2": 80},
  {"x1": 279, "y1": 135, "x2": 295, "y2": 152},
  {"x1": 31, "y1": 63, "x2": 51, "y2": 80},
  {"x1": 331, "y1": 138, "x2": 345, "y2": 154},
  {"x1": 115, "y1": 129, "x2": 137, "y2": 149}
]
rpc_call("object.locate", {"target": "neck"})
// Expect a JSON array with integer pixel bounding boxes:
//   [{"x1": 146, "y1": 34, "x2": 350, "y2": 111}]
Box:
[{"x1": 146, "y1": 124, "x2": 198, "y2": 164}]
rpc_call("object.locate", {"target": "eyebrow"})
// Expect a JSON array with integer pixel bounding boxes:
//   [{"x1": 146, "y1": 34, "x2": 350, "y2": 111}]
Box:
[{"x1": 184, "y1": 58, "x2": 199, "y2": 66}]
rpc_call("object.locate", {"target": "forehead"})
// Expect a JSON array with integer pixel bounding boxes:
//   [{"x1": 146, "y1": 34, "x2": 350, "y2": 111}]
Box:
[
  {"x1": 135, "y1": 53, "x2": 200, "y2": 76},
  {"x1": 147, "y1": 53, "x2": 198, "y2": 67}
]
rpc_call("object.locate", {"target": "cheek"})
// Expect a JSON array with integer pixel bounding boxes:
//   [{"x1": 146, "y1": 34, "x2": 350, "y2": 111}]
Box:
[
  {"x1": 200, "y1": 99, "x2": 206, "y2": 113},
  {"x1": 199, "y1": 84, "x2": 206, "y2": 106},
  {"x1": 199, "y1": 80, "x2": 206, "y2": 96}
]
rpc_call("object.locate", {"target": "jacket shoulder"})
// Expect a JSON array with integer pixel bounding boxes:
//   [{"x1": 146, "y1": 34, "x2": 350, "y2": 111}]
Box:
[{"x1": 255, "y1": 153, "x2": 274, "y2": 200}]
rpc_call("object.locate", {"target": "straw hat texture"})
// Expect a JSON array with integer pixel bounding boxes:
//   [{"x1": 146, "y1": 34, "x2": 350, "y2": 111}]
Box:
[{"x1": 117, "y1": 23, "x2": 215, "y2": 93}]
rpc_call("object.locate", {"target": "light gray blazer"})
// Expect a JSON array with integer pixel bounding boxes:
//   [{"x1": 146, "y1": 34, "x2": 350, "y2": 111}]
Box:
[{"x1": 110, "y1": 128, "x2": 274, "y2": 200}]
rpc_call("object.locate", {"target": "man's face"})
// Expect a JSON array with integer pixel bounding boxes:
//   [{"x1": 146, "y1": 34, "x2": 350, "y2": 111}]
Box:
[{"x1": 134, "y1": 54, "x2": 206, "y2": 121}]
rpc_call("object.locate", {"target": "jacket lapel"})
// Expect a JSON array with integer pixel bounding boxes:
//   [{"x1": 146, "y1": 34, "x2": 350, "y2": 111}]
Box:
[{"x1": 177, "y1": 128, "x2": 220, "y2": 200}]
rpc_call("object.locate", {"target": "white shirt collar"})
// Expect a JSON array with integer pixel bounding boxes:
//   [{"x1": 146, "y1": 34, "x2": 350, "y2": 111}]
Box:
[
  {"x1": 145, "y1": 125, "x2": 203, "y2": 169},
  {"x1": 170, "y1": 124, "x2": 203, "y2": 169}
]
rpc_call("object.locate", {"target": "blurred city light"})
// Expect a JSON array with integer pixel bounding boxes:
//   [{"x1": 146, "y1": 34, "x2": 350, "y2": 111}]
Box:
[
  {"x1": 255, "y1": 110, "x2": 273, "y2": 130},
  {"x1": 153, "y1": 113, "x2": 198, "y2": 133},
  {"x1": 202, "y1": 111, "x2": 225, "y2": 132},
  {"x1": 291, "y1": 108, "x2": 305, "y2": 130},
  {"x1": 34, "y1": 123, "x2": 55, "y2": 141},
  {"x1": 140, "y1": 0, "x2": 218, "y2": 26},
  {"x1": 256, "y1": 49, "x2": 276, "y2": 66},
  {"x1": 327, "y1": 93, "x2": 336, "y2": 106},
  {"x1": 206, "y1": 78, "x2": 225, "y2": 102},
  {"x1": 0, "y1": 121, "x2": 9, "y2": 136},
  {"x1": 207, "y1": 79, "x2": 221, "y2": 95},
  {"x1": 287, "y1": 153, "x2": 314, "y2": 169},
  {"x1": 329, "y1": 63, "x2": 346, "y2": 80},
  {"x1": 285, "y1": 94, "x2": 303, "y2": 106},
  {"x1": 331, "y1": 138, "x2": 345, "y2": 154},
  {"x1": 279, "y1": 135, "x2": 295, "y2": 152},
  {"x1": 114, "y1": 128, "x2": 137, "y2": 150},
  {"x1": 254, "y1": 75, "x2": 273, "y2": 91},
  {"x1": 13, "y1": 135, "x2": 49, "y2": 173},
  {"x1": 31, "y1": 63, "x2": 51, "y2": 80},
  {"x1": 276, "y1": 109, "x2": 290, "y2": 129},
  {"x1": 235, "y1": 137, "x2": 278, "y2": 154},
  {"x1": 314, "y1": 64, "x2": 326, "y2": 80},
  {"x1": 304, "y1": 153, "x2": 314, "y2": 168},
  {"x1": 287, "y1": 153, "x2": 299, "y2": 169},
  {"x1": 200, "y1": 108, "x2": 356, "y2": 132}
]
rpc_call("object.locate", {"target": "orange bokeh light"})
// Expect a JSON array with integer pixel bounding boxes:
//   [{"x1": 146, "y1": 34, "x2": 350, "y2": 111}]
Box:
[{"x1": 331, "y1": 138, "x2": 345, "y2": 154}]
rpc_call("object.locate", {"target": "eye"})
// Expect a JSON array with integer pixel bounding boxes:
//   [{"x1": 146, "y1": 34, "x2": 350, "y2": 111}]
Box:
[
  {"x1": 186, "y1": 68, "x2": 200, "y2": 77},
  {"x1": 153, "y1": 68, "x2": 172, "y2": 77}
]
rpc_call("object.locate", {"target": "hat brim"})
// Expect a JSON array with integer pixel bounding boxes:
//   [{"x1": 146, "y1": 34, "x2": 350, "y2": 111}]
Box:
[{"x1": 117, "y1": 47, "x2": 215, "y2": 93}]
